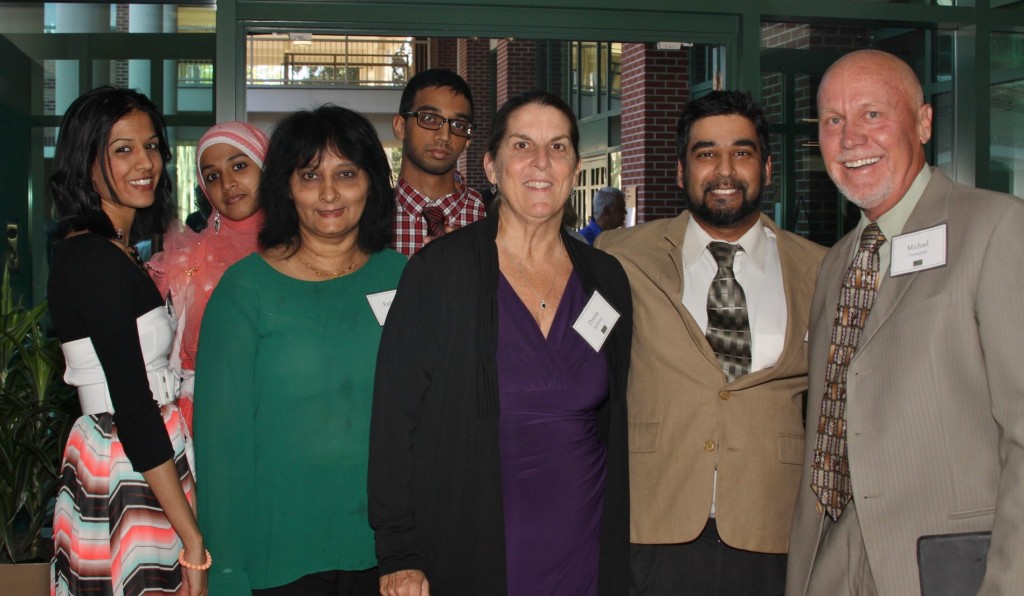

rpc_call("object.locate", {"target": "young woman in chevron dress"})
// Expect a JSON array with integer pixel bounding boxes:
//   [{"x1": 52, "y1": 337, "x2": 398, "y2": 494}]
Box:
[{"x1": 47, "y1": 86, "x2": 209, "y2": 595}]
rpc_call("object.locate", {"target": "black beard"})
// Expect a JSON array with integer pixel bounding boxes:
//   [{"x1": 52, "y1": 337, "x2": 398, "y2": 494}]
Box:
[{"x1": 688, "y1": 178, "x2": 763, "y2": 228}]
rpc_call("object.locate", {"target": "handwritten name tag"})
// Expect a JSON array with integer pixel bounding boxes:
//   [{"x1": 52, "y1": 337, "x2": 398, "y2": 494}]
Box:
[
  {"x1": 366, "y1": 289, "x2": 397, "y2": 326},
  {"x1": 572, "y1": 290, "x2": 621, "y2": 352}
]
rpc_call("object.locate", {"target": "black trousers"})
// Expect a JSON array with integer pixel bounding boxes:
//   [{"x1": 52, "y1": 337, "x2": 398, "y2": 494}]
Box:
[
  {"x1": 251, "y1": 568, "x2": 378, "y2": 596},
  {"x1": 631, "y1": 519, "x2": 787, "y2": 596}
]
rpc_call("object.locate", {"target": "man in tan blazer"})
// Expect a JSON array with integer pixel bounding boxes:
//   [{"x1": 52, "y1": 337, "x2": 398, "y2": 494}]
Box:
[
  {"x1": 786, "y1": 50, "x2": 1024, "y2": 596},
  {"x1": 598, "y1": 91, "x2": 825, "y2": 594}
]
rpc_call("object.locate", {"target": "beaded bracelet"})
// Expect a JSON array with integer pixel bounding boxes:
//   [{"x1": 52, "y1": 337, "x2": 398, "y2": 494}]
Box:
[{"x1": 178, "y1": 547, "x2": 213, "y2": 571}]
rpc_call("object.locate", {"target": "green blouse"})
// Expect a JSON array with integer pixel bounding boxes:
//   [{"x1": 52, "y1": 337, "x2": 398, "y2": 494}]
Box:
[{"x1": 194, "y1": 250, "x2": 406, "y2": 594}]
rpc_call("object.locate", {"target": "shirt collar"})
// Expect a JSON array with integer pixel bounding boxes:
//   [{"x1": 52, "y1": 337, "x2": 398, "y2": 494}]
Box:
[
  {"x1": 396, "y1": 171, "x2": 471, "y2": 217},
  {"x1": 682, "y1": 214, "x2": 771, "y2": 272},
  {"x1": 856, "y1": 165, "x2": 931, "y2": 241}
]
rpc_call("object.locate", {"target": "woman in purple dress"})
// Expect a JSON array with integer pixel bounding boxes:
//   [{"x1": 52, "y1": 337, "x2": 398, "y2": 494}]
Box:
[{"x1": 369, "y1": 91, "x2": 632, "y2": 596}]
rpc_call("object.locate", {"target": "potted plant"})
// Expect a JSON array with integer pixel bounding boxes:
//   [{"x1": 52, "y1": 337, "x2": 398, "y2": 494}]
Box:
[{"x1": 0, "y1": 266, "x2": 77, "y2": 593}]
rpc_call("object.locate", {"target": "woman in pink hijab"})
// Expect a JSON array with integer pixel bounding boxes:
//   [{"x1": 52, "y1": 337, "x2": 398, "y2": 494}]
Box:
[{"x1": 148, "y1": 121, "x2": 269, "y2": 435}]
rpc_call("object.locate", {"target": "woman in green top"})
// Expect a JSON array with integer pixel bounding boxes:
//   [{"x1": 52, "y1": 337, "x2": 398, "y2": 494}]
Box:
[{"x1": 194, "y1": 105, "x2": 406, "y2": 596}]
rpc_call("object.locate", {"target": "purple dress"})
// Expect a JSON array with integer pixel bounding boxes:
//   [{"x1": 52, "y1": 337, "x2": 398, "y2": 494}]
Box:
[{"x1": 497, "y1": 270, "x2": 609, "y2": 596}]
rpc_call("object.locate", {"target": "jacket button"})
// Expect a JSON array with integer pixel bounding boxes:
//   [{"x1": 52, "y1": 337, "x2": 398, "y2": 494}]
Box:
[
  {"x1": 815, "y1": 502, "x2": 824, "y2": 515},
  {"x1": 704, "y1": 440, "x2": 716, "y2": 452},
  {"x1": 719, "y1": 390, "x2": 730, "y2": 400}
]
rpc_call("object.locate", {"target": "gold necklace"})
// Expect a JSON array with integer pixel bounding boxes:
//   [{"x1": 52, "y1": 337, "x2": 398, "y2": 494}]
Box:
[{"x1": 299, "y1": 256, "x2": 359, "y2": 279}]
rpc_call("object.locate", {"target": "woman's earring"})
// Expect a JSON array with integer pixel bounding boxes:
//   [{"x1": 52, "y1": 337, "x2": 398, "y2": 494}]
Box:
[
  {"x1": 214, "y1": 210, "x2": 221, "y2": 233},
  {"x1": 490, "y1": 184, "x2": 498, "y2": 195}
]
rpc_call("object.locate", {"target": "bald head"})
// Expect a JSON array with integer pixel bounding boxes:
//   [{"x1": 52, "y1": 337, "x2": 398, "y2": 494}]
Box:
[
  {"x1": 816, "y1": 49, "x2": 933, "y2": 220},
  {"x1": 819, "y1": 50, "x2": 924, "y2": 110}
]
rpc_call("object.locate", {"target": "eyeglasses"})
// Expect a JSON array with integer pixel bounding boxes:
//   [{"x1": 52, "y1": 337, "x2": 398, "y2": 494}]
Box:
[{"x1": 401, "y1": 111, "x2": 475, "y2": 138}]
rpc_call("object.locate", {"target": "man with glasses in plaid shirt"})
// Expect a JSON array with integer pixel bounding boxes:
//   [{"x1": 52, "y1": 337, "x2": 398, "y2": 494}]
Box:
[{"x1": 391, "y1": 69, "x2": 486, "y2": 256}]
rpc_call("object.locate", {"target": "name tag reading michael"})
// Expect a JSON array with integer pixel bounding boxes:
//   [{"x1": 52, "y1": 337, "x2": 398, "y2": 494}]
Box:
[
  {"x1": 366, "y1": 289, "x2": 397, "y2": 326},
  {"x1": 573, "y1": 291, "x2": 620, "y2": 352},
  {"x1": 890, "y1": 224, "x2": 947, "y2": 277}
]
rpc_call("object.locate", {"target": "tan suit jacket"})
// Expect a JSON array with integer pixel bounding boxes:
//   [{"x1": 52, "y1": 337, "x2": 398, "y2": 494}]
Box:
[
  {"x1": 786, "y1": 169, "x2": 1024, "y2": 595},
  {"x1": 598, "y1": 212, "x2": 826, "y2": 553}
]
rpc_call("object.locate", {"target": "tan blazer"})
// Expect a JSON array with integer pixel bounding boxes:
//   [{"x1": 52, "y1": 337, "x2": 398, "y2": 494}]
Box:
[
  {"x1": 786, "y1": 170, "x2": 1024, "y2": 595},
  {"x1": 598, "y1": 212, "x2": 826, "y2": 553}
]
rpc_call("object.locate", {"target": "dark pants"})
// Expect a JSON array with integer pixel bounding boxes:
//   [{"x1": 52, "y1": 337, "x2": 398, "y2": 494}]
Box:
[
  {"x1": 251, "y1": 568, "x2": 378, "y2": 596},
  {"x1": 631, "y1": 519, "x2": 787, "y2": 596}
]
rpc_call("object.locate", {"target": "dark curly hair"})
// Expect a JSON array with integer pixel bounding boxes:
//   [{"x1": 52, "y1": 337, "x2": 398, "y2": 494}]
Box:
[
  {"x1": 258, "y1": 105, "x2": 394, "y2": 254},
  {"x1": 49, "y1": 86, "x2": 174, "y2": 242}
]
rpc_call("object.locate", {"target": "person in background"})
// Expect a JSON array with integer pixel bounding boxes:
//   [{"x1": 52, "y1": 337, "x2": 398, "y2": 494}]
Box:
[
  {"x1": 47, "y1": 86, "x2": 208, "y2": 595},
  {"x1": 786, "y1": 49, "x2": 1024, "y2": 596},
  {"x1": 580, "y1": 186, "x2": 626, "y2": 245},
  {"x1": 370, "y1": 90, "x2": 632, "y2": 596},
  {"x1": 391, "y1": 69, "x2": 486, "y2": 255},
  {"x1": 147, "y1": 121, "x2": 269, "y2": 436},
  {"x1": 195, "y1": 105, "x2": 405, "y2": 596},
  {"x1": 597, "y1": 90, "x2": 825, "y2": 595}
]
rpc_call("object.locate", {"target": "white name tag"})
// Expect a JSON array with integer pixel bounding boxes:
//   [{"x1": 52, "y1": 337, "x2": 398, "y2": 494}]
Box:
[
  {"x1": 572, "y1": 290, "x2": 621, "y2": 352},
  {"x1": 890, "y1": 224, "x2": 947, "y2": 277},
  {"x1": 366, "y1": 289, "x2": 397, "y2": 326}
]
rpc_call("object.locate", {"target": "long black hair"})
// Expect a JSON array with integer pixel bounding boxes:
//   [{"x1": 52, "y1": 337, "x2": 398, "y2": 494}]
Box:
[
  {"x1": 258, "y1": 105, "x2": 394, "y2": 254},
  {"x1": 49, "y1": 86, "x2": 174, "y2": 241}
]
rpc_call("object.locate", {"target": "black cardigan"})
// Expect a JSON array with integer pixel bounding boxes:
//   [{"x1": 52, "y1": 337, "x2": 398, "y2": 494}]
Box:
[{"x1": 369, "y1": 214, "x2": 632, "y2": 595}]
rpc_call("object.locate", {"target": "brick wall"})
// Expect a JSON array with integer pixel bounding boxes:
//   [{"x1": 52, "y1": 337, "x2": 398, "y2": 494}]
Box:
[
  {"x1": 619, "y1": 42, "x2": 690, "y2": 223},
  {"x1": 495, "y1": 39, "x2": 536, "y2": 106},
  {"x1": 457, "y1": 38, "x2": 493, "y2": 191},
  {"x1": 431, "y1": 38, "x2": 458, "y2": 72},
  {"x1": 112, "y1": 4, "x2": 129, "y2": 87}
]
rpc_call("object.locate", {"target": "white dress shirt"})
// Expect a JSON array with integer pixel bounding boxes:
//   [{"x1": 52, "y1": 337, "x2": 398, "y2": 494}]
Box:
[
  {"x1": 681, "y1": 215, "x2": 788, "y2": 517},
  {"x1": 681, "y1": 216, "x2": 788, "y2": 371}
]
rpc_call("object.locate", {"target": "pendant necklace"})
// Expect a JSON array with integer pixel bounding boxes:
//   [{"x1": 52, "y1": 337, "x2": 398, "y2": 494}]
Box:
[
  {"x1": 499, "y1": 238, "x2": 561, "y2": 311},
  {"x1": 115, "y1": 229, "x2": 145, "y2": 268}
]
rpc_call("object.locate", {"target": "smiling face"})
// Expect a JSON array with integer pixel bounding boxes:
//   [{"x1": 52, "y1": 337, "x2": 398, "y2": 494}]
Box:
[
  {"x1": 200, "y1": 142, "x2": 262, "y2": 222},
  {"x1": 817, "y1": 51, "x2": 933, "y2": 220},
  {"x1": 91, "y1": 110, "x2": 162, "y2": 223},
  {"x1": 484, "y1": 103, "x2": 582, "y2": 225},
  {"x1": 393, "y1": 85, "x2": 473, "y2": 179},
  {"x1": 289, "y1": 147, "x2": 368, "y2": 242},
  {"x1": 678, "y1": 113, "x2": 771, "y2": 238}
]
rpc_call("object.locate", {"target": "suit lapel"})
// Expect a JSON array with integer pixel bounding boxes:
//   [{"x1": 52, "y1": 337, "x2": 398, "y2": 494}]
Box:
[
  {"x1": 856, "y1": 169, "x2": 953, "y2": 354},
  {"x1": 644, "y1": 212, "x2": 721, "y2": 369},
  {"x1": 730, "y1": 216, "x2": 818, "y2": 389}
]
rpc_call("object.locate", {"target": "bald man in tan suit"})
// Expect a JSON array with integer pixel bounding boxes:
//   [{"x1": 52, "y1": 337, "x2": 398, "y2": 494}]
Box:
[{"x1": 786, "y1": 50, "x2": 1024, "y2": 596}]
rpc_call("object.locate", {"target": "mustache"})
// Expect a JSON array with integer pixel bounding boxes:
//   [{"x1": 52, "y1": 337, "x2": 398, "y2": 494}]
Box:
[{"x1": 702, "y1": 177, "x2": 749, "y2": 196}]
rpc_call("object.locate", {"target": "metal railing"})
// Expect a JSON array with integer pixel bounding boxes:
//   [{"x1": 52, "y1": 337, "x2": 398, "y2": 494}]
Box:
[{"x1": 247, "y1": 35, "x2": 424, "y2": 87}]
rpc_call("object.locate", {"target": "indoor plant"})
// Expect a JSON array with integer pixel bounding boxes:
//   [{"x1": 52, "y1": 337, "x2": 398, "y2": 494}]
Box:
[{"x1": 0, "y1": 266, "x2": 76, "y2": 589}]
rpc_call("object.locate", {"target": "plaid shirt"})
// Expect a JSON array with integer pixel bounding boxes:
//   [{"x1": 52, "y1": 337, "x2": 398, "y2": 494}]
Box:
[{"x1": 391, "y1": 172, "x2": 487, "y2": 256}]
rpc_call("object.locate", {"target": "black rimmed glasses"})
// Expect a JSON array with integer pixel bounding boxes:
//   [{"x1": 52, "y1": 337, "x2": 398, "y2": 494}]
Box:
[{"x1": 401, "y1": 111, "x2": 475, "y2": 138}]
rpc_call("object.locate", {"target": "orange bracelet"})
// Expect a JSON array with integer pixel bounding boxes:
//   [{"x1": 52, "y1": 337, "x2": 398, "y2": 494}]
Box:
[{"x1": 178, "y1": 548, "x2": 212, "y2": 571}]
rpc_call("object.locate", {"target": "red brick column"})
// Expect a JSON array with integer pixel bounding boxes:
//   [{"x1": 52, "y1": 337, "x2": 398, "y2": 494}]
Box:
[
  {"x1": 495, "y1": 39, "x2": 536, "y2": 107},
  {"x1": 458, "y1": 38, "x2": 493, "y2": 192},
  {"x1": 431, "y1": 38, "x2": 458, "y2": 72},
  {"x1": 619, "y1": 43, "x2": 690, "y2": 223}
]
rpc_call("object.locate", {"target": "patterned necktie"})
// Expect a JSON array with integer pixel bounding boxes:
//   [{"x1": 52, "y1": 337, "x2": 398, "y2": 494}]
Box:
[
  {"x1": 423, "y1": 205, "x2": 446, "y2": 238},
  {"x1": 811, "y1": 222, "x2": 886, "y2": 521},
  {"x1": 706, "y1": 242, "x2": 752, "y2": 383}
]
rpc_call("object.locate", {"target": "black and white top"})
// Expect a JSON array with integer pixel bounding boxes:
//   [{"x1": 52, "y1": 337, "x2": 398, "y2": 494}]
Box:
[{"x1": 48, "y1": 233, "x2": 174, "y2": 471}]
